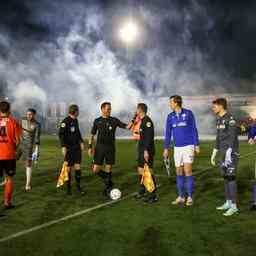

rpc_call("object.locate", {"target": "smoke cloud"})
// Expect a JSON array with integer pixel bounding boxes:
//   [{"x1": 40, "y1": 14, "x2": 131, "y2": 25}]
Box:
[{"x1": 0, "y1": 0, "x2": 255, "y2": 135}]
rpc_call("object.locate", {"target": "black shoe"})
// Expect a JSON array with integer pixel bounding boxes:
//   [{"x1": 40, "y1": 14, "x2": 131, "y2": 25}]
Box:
[
  {"x1": 250, "y1": 204, "x2": 256, "y2": 211},
  {"x1": 144, "y1": 195, "x2": 158, "y2": 204},
  {"x1": 148, "y1": 197, "x2": 158, "y2": 204},
  {"x1": 77, "y1": 188, "x2": 85, "y2": 196},
  {"x1": 4, "y1": 204, "x2": 15, "y2": 210},
  {"x1": 134, "y1": 193, "x2": 145, "y2": 200},
  {"x1": 0, "y1": 213, "x2": 5, "y2": 218}
]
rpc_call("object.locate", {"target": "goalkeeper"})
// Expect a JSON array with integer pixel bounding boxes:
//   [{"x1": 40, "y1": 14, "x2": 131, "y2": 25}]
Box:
[
  {"x1": 19, "y1": 108, "x2": 41, "y2": 191},
  {"x1": 211, "y1": 98, "x2": 239, "y2": 216}
]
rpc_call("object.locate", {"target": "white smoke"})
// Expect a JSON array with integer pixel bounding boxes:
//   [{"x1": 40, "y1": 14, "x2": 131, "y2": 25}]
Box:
[
  {"x1": 0, "y1": 1, "x2": 239, "y2": 134},
  {"x1": 12, "y1": 79, "x2": 47, "y2": 103}
]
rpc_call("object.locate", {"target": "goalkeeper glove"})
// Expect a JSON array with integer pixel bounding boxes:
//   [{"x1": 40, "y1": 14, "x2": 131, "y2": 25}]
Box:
[
  {"x1": 224, "y1": 148, "x2": 232, "y2": 167},
  {"x1": 32, "y1": 145, "x2": 39, "y2": 162},
  {"x1": 211, "y1": 148, "x2": 218, "y2": 166}
]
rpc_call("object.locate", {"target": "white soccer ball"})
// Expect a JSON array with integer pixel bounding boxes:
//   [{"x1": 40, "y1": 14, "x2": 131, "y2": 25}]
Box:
[{"x1": 110, "y1": 188, "x2": 122, "y2": 200}]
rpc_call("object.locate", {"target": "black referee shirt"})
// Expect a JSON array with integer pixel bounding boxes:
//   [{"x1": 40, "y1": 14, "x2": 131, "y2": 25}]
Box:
[
  {"x1": 138, "y1": 115, "x2": 155, "y2": 154},
  {"x1": 59, "y1": 116, "x2": 83, "y2": 148},
  {"x1": 91, "y1": 116, "x2": 127, "y2": 146}
]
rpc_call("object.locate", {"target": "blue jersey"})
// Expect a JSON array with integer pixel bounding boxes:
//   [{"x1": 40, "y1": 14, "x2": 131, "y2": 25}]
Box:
[
  {"x1": 248, "y1": 124, "x2": 256, "y2": 140},
  {"x1": 164, "y1": 108, "x2": 199, "y2": 148}
]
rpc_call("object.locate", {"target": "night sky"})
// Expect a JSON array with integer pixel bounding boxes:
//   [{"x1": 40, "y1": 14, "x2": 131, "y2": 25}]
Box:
[{"x1": 0, "y1": 0, "x2": 256, "y2": 97}]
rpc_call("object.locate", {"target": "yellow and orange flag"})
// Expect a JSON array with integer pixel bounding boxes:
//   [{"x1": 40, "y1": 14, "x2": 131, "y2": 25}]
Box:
[
  {"x1": 141, "y1": 164, "x2": 155, "y2": 193},
  {"x1": 57, "y1": 161, "x2": 69, "y2": 188}
]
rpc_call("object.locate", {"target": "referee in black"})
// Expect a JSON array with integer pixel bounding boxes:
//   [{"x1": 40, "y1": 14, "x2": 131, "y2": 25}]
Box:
[
  {"x1": 135, "y1": 103, "x2": 158, "y2": 203},
  {"x1": 88, "y1": 102, "x2": 132, "y2": 197},
  {"x1": 59, "y1": 104, "x2": 85, "y2": 195}
]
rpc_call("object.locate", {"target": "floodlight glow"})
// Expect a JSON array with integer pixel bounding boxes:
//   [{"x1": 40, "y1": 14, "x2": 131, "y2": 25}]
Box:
[{"x1": 118, "y1": 20, "x2": 139, "y2": 45}]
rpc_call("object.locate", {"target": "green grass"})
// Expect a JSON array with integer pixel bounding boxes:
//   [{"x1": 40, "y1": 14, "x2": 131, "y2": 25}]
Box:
[{"x1": 1, "y1": 136, "x2": 256, "y2": 256}]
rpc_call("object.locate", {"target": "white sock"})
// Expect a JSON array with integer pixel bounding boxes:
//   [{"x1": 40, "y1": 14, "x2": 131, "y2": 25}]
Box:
[
  {"x1": 26, "y1": 167, "x2": 32, "y2": 187},
  {"x1": 231, "y1": 203, "x2": 237, "y2": 209},
  {"x1": 227, "y1": 200, "x2": 232, "y2": 206}
]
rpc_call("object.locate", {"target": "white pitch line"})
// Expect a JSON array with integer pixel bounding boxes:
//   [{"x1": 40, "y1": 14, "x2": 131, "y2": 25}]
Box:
[
  {"x1": 0, "y1": 192, "x2": 137, "y2": 243},
  {"x1": 1, "y1": 150, "x2": 256, "y2": 243}
]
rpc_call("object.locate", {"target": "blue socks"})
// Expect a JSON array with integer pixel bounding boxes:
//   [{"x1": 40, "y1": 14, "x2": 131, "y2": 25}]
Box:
[
  {"x1": 176, "y1": 175, "x2": 185, "y2": 198},
  {"x1": 185, "y1": 176, "x2": 194, "y2": 198},
  {"x1": 252, "y1": 184, "x2": 256, "y2": 203},
  {"x1": 176, "y1": 175, "x2": 194, "y2": 198}
]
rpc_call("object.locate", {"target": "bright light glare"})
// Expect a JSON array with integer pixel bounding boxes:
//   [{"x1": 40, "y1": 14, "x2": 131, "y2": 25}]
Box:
[
  {"x1": 250, "y1": 110, "x2": 256, "y2": 119},
  {"x1": 241, "y1": 106, "x2": 256, "y2": 119},
  {"x1": 119, "y1": 20, "x2": 139, "y2": 45}
]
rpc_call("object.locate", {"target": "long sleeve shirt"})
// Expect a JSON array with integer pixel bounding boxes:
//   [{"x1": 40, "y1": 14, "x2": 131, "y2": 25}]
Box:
[
  {"x1": 215, "y1": 112, "x2": 239, "y2": 153},
  {"x1": 138, "y1": 115, "x2": 155, "y2": 153},
  {"x1": 164, "y1": 108, "x2": 199, "y2": 148},
  {"x1": 59, "y1": 116, "x2": 83, "y2": 148}
]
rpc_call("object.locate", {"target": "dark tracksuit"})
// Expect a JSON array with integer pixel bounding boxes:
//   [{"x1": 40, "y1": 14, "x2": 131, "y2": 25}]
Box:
[
  {"x1": 59, "y1": 116, "x2": 84, "y2": 193},
  {"x1": 215, "y1": 112, "x2": 239, "y2": 178},
  {"x1": 137, "y1": 115, "x2": 157, "y2": 198},
  {"x1": 215, "y1": 112, "x2": 239, "y2": 203}
]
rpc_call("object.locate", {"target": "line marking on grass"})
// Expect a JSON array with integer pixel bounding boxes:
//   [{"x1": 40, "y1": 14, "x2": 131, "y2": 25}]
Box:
[
  {"x1": 1, "y1": 150, "x2": 255, "y2": 243},
  {"x1": 0, "y1": 182, "x2": 162, "y2": 243},
  {"x1": 0, "y1": 192, "x2": 137, "y2": 243}
]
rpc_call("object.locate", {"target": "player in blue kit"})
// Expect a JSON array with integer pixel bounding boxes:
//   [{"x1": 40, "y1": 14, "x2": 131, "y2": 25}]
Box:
[
  {"x1": 248, "y1": 123, "x2": 256, "y2": 144},
  {"x1": 163, "y1": 95, "x2": 200, "y2": 206},
  {"x1": 248, "y1": 121, "x2": 256, "y2": 210}
]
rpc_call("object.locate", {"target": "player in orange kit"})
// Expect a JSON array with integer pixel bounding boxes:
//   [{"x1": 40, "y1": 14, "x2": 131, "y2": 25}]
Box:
[{"x1": 0, "y1": 101, "x2": 22, "y2": 209}]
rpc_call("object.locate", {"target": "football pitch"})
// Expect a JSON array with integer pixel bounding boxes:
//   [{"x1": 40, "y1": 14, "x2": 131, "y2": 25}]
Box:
[{"x1": 1, "y1": 136, "x2": 256, "y2": 256}]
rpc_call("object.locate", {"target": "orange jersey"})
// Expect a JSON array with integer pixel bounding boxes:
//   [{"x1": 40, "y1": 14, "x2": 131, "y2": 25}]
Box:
[{"x1": 0, "y1": 115, "x2": 22, "y2": 160}]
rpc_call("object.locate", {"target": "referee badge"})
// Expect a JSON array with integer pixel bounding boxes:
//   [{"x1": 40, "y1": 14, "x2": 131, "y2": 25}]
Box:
[
  {"x1": 229, "y1": 119, "x2": 236, "y2": 126},
  {"x1": 146, "y1": 122, "x2": 152, "y2": 128},
  {"x1": 61, "y1": 123, "x2": 66, "y2": 128},
  {"x1": 70, "y1": 126, "x2": 75, "y2": 132}
]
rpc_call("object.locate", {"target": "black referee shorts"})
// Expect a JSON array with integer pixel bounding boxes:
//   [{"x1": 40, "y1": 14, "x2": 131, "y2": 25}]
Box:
[
  {"x1": 0, "y1": 160, "x2": 16, "y2": 177},
  {"x1": 137, "y1": 148, "x2": 154, "y2": 169},
  {"x1": 94, "y1": 144, "x2": 115, "y2": 166},
  {"x1": 64, "y1": 146, "x2": 82, "y2": 167}
]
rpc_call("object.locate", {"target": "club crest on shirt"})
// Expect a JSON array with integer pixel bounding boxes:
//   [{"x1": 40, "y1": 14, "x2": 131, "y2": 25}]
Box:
[
  {"x1": 229, "y1": 119, "x2": 236, "y2": 126},
  {"x1": 177, "y1": 122, "x2": 187, "y2": 127},
  {"x1": 146, "y1": 122, "x2": 152, "y2": 128},
  {"x1": 70, "y1": 126, "x2": 75, "y2": 132},
  {"x1": 182, "y1": 113, "x2": 186, "y2": 120},
  {"x1": 109, "y1": 126, "x2": 113, "y2": 130}
]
